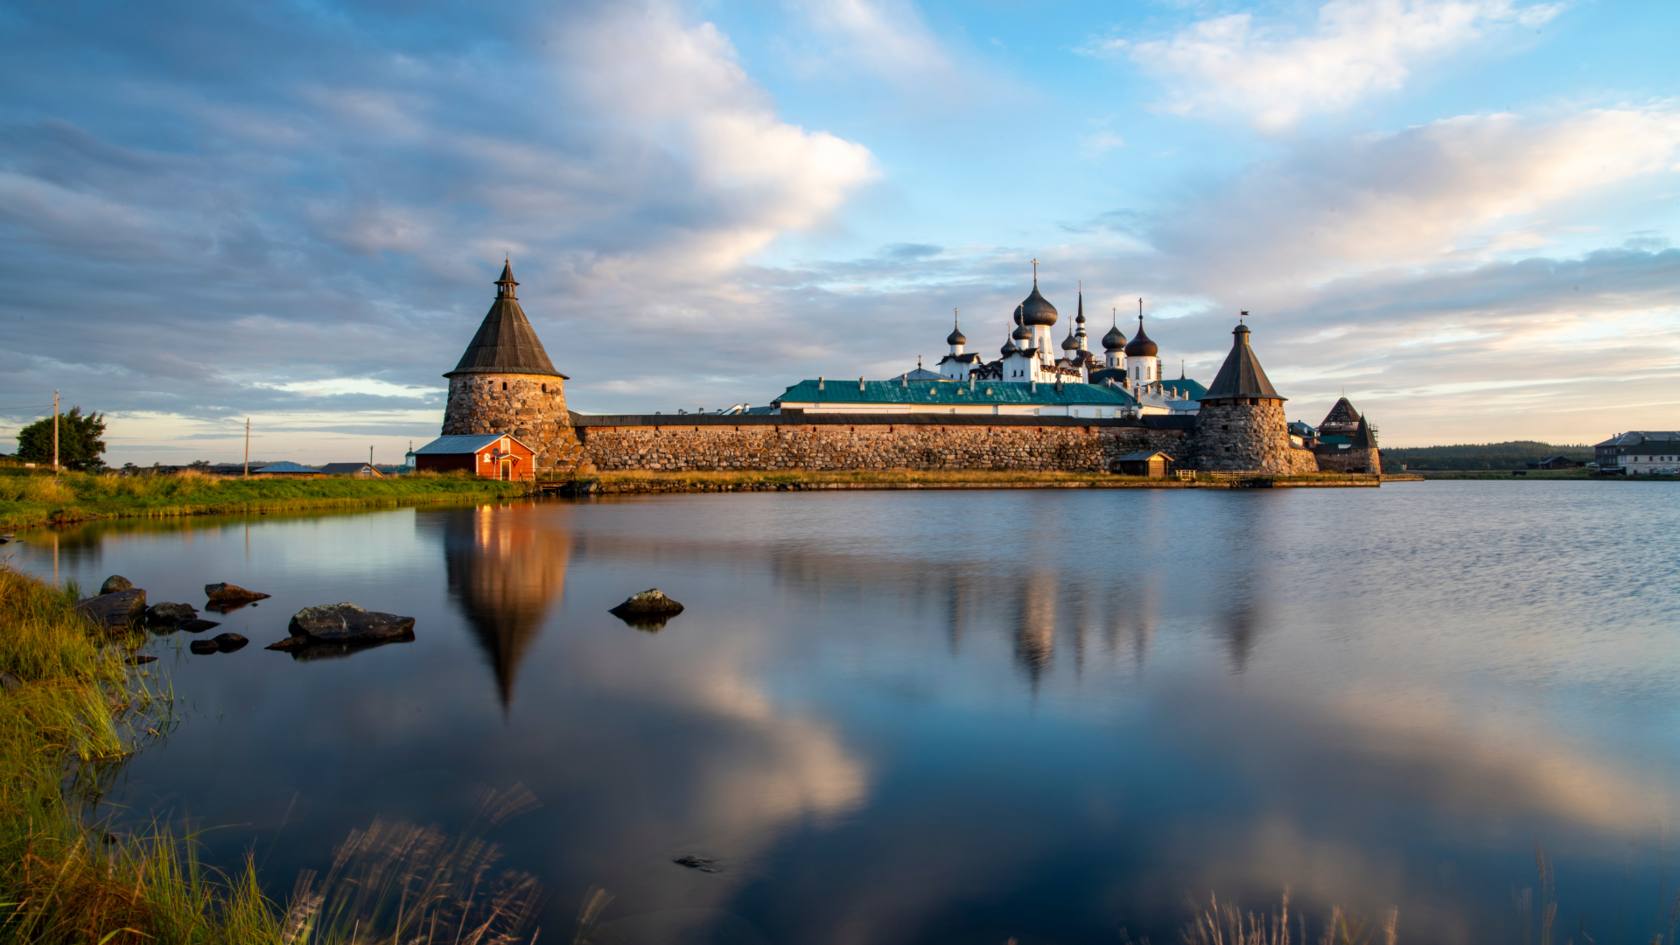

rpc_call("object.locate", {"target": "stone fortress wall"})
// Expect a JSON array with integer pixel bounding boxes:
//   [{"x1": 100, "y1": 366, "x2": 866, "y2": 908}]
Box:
[
  {"x1": 570, "y1": 415, "x2": 1191, "y2": 474},
  {"x1": 1186, "y1": 400, "x2": 1321, "y2": 476}
]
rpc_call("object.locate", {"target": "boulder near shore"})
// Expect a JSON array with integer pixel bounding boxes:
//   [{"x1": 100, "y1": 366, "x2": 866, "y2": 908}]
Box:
[
  {"x1": 266, "y1": 603, "x2": 415, "y2": 652},
  {"x1": 204, "y1": 583, "x2": 270, "y2": 603},
  {"x1": 74, "y1": 587, "x2": 147, "y2": 630},
  {"x1": 100, "y1": 575, "x2": 135, "y2": 595},
  {"x1": 145, "y1": 602, "x2": 199, "y2": 626}
]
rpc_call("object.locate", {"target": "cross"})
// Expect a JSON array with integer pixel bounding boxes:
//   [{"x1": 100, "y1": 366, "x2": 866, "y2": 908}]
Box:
[{"x1": 1032, "y1": 258, "x2": 1038, "y2": 282}]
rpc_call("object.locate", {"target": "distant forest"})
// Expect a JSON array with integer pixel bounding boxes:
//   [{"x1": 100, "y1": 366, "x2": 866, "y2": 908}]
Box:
[{"x1": 1380, "y1": 441, "x2": 1594, "y2": 470}]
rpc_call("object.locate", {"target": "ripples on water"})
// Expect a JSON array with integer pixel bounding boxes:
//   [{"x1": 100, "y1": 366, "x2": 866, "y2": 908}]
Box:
[{"x1": 14, "y1": 482, "x2": 1680, "y2": 944}]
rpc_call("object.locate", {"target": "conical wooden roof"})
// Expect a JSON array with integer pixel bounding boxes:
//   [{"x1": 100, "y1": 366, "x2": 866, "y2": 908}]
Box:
[
  {"x1": 1203, "y1": 322, "x2": 1283, "y2": 401},
  {"x1": 445, "y1": 262, "x2": 567, "y2": 379},
  {"x1": 1321, "y1": 397, "x2": 1361, "y2": 428}
]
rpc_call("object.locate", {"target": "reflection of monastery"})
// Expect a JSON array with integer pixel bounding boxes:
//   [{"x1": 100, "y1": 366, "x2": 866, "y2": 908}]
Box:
[{"x1": 417, "y1": 263, "x2": 1382, "y2": 478}]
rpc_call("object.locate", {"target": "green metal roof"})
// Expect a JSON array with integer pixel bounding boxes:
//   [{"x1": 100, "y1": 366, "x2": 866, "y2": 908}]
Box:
[
  {"x1": 775, "y1": 379, "x2": 1138, "y2": 407},
  {"x1": 1160, "y1": 378, "x2": 1208, "y2": 400}
]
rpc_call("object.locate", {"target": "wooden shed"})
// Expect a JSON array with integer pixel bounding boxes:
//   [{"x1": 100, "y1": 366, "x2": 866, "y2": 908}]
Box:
[
  {"x1": 1115, "y1": 450, "x2": 1173, "y2": 478},
  {"x1": 413, "y1": 433, "x2": 537, "y2": 481}
]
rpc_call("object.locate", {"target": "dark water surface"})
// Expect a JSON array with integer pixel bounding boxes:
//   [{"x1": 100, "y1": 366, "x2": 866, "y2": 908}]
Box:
[{"x1": 13, "y1": 482, "x2": 1680, "y2": 944}]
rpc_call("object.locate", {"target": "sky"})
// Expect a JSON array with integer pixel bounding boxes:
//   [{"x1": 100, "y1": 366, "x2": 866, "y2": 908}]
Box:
[{"x1": 1, "y1": 0, "x2": 1676, "y2": 463}]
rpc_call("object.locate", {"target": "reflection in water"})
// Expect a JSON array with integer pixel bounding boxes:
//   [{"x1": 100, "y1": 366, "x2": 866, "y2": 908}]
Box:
[
  {"x1": 13, "y1": 486, "x2": 1680, "y2": 945},
  {"x1": 438, "y1": 505, "x2": 570, "y2": 709}
]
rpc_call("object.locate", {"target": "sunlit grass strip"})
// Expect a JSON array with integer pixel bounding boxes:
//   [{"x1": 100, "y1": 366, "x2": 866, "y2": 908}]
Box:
[
  {"x1": 0, "y1": 564, "x2": 281, "y2": 944},
  {"x1": 0, "y1": 471, "x2": 529, "y2": 530}
]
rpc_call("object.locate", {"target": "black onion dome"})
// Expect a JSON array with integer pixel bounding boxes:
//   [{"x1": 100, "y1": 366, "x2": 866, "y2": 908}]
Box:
[
  {"x1": 1124, "y1": 317, "x2": 1158, "y2": 357},
  {"x1": 1102, "y1": 324, "x2": 1127, "y2": 351},
  {"x1": 1061, "y1": 330, "x2": 1079, "y2": 351},
  {"x1": 445, "y1": 262, "x2": 567, "y2": 378},
  {"x1": 1012, "y1": 323, "x2": 1032, "y2": 340},
  {"x1": 1020, "y1": 284, "x2": 1059, "y2": 326},
  {"x1": 947, "y1": 326, "x2": 967, "y2": 345}
]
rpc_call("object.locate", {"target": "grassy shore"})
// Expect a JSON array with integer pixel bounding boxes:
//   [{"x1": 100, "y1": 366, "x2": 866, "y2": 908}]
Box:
[
  {"x1": 0, "y1": 469, "x2": 528, "y2": 531},
  {"x1": 0, "y1": 565, "x2": 278, "y2": 943}
]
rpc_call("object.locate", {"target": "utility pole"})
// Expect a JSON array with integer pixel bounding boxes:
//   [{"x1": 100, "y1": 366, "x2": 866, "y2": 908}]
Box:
[
  {"x1": 244, "y1": 418, "x2": 250, "y2": 477},
  {"x1": 369, "y1": 445, "x2": 374, "y2": 467},
  {"x1": 52, "y1": 390, "x2": 59, "y2": 475}
]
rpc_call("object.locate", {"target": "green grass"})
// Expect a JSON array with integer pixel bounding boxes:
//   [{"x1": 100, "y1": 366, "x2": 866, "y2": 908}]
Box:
[
  {"x1": 0, "y1": 563, "x2": 281, "y2": 944},
  {"x1": 0, "y1": 470, "x2": 528, "y2": 530}
]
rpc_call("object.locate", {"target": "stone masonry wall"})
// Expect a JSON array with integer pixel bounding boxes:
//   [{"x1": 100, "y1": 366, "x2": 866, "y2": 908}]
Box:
[
  {"x1": 577, "y1": 422, "x2": 1186, "y2": 473},
  {"x1": 444, "y1": 373, "x2": 586, "y2": 471},
  {"x1": 1314, "y1": 446, "x2": 1382, "y2": 475},
  {"x1": 1185, "y1": 400, "x2": 1320, "y2": 475}
]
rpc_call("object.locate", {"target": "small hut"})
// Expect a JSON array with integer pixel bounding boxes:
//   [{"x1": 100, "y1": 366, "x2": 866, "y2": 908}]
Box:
[
  {"x1": 1116, "y1": 450, "x2": 1173, "y2": 478},
  {"x1": 413, "y1": 433, "x2": 537, "y2": 481}
]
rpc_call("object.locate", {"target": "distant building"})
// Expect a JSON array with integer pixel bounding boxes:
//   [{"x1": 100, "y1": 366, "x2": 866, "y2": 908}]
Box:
[
  {"x1": 1594, "y1": 431, "x2": 1680, "y2": 474},
  {"x1": 1115, "y1": 450, "x2": 1172, "y2": 478},
  {"x1": 318, "y1": 462, "x2": 382, "y2": 478},
  {"x1": 414, "y1": 433, "x2": 537, "y2": 481},
  {"x1": 251, "y1": 461, "x2": 321, "y2": 477},
  {"x1": 1529, "y1": 456, "x2": 1583, "y2": 470}
]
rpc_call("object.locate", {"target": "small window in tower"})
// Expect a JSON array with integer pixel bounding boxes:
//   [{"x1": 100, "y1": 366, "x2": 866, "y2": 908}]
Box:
[
  {"x1": 542, "y1": 384, "x2": 548, "y2": 393},
  {"x1": 502, "y1": 382, "x2": 508, "y2": 391}
]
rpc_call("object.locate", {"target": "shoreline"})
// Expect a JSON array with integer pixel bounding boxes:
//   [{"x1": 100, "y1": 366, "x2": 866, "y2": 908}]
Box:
[
  {"x1": 0, "y1": 473, "x2": 528, "y2": 531},
  {"x1": 538, "y1": 470, "x2": 1413, "y2": 496}
]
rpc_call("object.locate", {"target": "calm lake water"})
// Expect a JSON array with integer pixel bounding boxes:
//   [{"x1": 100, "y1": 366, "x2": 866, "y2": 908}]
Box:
[{"x1": 12, "y1": 482, "x2": 1680, "y2": 944}]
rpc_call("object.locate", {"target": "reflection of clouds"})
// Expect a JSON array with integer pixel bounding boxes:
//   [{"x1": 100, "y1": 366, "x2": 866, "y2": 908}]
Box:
[{"x1": 1163, "y1": 677, "x2": 1669, "y2": 839}]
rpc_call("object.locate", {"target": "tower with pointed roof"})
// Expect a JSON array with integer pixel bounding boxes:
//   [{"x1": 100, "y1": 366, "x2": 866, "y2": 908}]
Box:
[
  {"x1": 441, "y1": 262, "x2": 583, "y2": 471},
  {"x1": 1186, "y1": 318, "x2": 1316, "y2": 474}
]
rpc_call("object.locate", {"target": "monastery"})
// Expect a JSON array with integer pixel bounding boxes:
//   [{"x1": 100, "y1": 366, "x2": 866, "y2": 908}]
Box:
[{"x1": 414, "y1": 262, "x2": 1381, "y2": 480}]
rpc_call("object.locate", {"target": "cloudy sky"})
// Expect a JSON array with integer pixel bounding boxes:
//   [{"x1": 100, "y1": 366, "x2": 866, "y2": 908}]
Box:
[{"x1": 1, "y1": 0, "x2": 1676, "y2": 462}]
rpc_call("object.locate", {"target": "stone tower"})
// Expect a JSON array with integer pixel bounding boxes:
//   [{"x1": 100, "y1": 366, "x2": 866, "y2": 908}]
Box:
[
  {"x1": 442, "y1": 262, "x2": 581, "y2": 471},
  {"x1": 1188, "y1": 320, "x2": 1310, "y2": 474}
]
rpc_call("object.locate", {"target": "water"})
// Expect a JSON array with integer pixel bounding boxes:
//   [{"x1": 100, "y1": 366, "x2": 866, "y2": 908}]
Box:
[{"x1": 12, "y1": 482, "x2": 1680, "y2": 944}]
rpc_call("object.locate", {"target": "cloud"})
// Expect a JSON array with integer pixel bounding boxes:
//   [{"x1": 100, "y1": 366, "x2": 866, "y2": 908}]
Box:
[
  {"x1": 0, "y1": 0, "x2": 875, "y2": 462},
  {"x1": 1153, "y1": 107, "x2": 1680, "y2": 289},
  {"x1": 1112, "y1": 0, "x2": 1564, "y2": 129},
  {"x1": 785, "y1": 0, "x2": 960, "y2": 91}
]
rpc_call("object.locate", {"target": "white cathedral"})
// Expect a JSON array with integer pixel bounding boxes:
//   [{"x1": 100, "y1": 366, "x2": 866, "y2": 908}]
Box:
[
  {"x1": 772, "y1": 270, "x2": 1204, "y2": 418},
  {"x1": 933, "y1": 273, "x2": 1198, "y2": 410}
]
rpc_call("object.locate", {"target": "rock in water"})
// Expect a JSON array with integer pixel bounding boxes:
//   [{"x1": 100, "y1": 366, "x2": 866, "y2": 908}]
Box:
[
  {"x1": 204, "y1": 583, "x2": 271, "y2": 603},
  {"x1": 285, "y1": 603, "x2": 415, "y2": 645},
  {"x1": 125, "y1": 655, "x2": 158, "y2": 665},
  {"x1": 672, "y1": 855, "x2": 722, "y2": 873},
  {"x1": 146, "y1": 602, "x2": 199, "y2": 625},
  {"x1": 213, "y1": 633, "x2": 249, "y2": 652},
  {"x1": 177, "y1": 618, "x2": 221, "y2": 633},
  {"x1": 100, "y1": 575, "x2": 135, "y2": 595},
  {"x1": 74, "y1": 589, "x2": 148, "y2": 629},
  {"x1": 188, "y1": 639, "x2": 219, "y2": 655},
  {"x1": 609, "y1": 589, "x2": 685, "y2": 619}
]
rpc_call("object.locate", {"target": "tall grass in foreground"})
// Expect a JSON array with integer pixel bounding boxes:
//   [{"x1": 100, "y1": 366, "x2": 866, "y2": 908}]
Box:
[
  {"x1": 1164, "y1": 891, "x2": 1397, "y2": 945},
  {"x1": 0, "y1": 561, "x2": 282, "y2": 944}
]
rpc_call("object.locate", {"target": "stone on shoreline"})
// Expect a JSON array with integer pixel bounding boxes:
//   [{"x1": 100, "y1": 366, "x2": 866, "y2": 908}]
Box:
[
  {"x1": 609, "y1": 589, "x2": 685, "y2": 618},
  {"x1": 100, "y1": 575, "x2": 134, "y2": 595},
  {"x1": 74, "y1": 589, "x2": 147, "y2": 629},
  {"x1": 267, "y1": 603, "x2": 415, "y2": 654},
  {"x1": 146, "y1": 602, "x2": 198, "y2": 625},
  {"x1": 205, "y1": 582, "x2": 271, "y2": 604}
]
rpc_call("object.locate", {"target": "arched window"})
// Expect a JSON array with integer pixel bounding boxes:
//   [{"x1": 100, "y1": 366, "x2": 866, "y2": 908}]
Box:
[{"x1": 541, "y1": 384, "x2": 548, "y2": 393}]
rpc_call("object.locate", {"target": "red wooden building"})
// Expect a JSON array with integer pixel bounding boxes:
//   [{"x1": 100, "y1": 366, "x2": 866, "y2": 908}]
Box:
[{"x1": 412, "y1": 433, "x2": 537, "y2": 481}]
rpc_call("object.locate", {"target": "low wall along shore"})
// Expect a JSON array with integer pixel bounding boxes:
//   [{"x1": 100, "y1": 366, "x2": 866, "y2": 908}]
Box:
[{"x1": 572, "y1": 414, "x2": 1190, "y2": 474}]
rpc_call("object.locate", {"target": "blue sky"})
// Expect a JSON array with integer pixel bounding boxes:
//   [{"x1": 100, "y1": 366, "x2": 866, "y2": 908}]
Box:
[{"x1": 1, "y1": 0, "x2": 1677, "y2": 462}]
